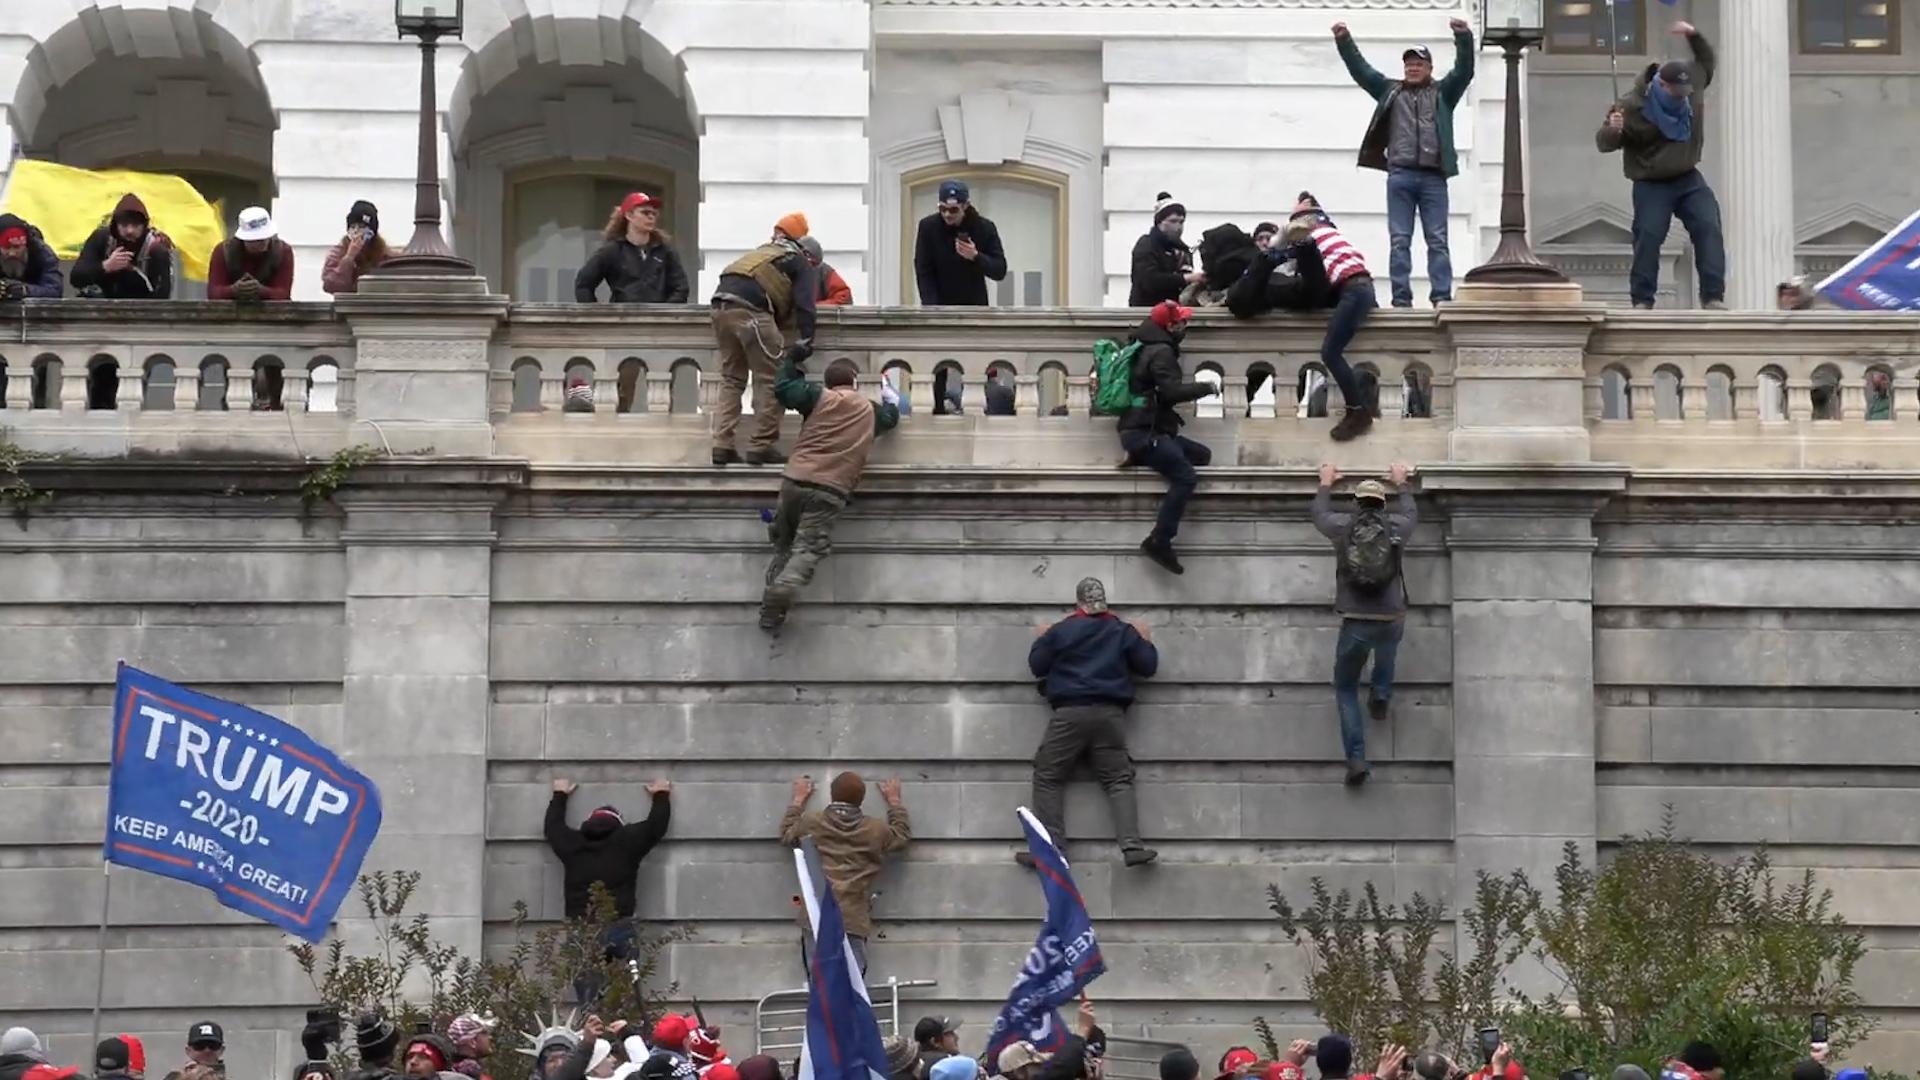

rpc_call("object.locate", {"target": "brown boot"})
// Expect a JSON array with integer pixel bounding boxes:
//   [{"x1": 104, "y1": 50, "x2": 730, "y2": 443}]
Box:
[{"x1": 1329, "y1": 407, "x2": 1374, "y2": 442}]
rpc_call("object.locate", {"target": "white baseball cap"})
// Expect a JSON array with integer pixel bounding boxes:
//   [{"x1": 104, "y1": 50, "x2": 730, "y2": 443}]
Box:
[{"x1": 235, "y1": 206, "x2": 276, "y2": 242}]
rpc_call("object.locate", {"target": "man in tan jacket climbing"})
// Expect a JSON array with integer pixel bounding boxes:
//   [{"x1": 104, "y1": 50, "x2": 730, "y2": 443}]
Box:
[{"x1": 779, "y1": 770, "x2": 911, "y2": 974}]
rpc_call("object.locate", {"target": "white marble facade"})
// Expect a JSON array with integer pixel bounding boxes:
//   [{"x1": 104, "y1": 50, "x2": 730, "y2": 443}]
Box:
[{"x1": 1, "y1": 0, "x2": 1912, "y2": 308}]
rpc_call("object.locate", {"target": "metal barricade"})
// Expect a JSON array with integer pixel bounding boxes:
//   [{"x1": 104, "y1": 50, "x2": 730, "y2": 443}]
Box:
[
  {"x1": 754, "y1": 977, "x2": 940, "y2": 1060},
  {"x1": 1101, "y1": 1035, "x2": 1191, "y2": 1080}
]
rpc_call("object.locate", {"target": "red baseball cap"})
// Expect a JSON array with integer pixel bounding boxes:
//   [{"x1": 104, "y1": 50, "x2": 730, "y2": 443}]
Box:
[
  {"x1": 1151, "y1": 300, "x2": 1195, "y2": 329},
  {"x1": 620, "y1": 192, "x2": 658, "y2": 214},
  {"x1": 1217, "y1": 1049, "x2": 1260, "y2": 1080}
]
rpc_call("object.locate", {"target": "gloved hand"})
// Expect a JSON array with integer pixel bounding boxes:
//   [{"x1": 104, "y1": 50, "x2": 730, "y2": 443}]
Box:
[
  {"x1": 879, "y1": 378, "x2": 901, "y2": 409},
  {"x1": 781, "y1": 342, "x2": 813, "y2": 369}
]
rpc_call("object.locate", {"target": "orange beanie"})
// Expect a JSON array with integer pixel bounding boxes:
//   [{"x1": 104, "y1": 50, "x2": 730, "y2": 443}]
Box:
[{"x1": 775, "y1": 212, "x2": 809, "y2": 240}]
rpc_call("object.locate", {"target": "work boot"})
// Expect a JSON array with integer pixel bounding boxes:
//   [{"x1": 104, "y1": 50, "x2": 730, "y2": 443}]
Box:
[
  {"x1": 1345, "y1": 759, "x2": 1372, "y2": 787},
  {"x1": 1368, "y1": 691, "x2": 1390, "y2": 722},
  {"x1": 1329, "y1": 407, "x2": 1373, "y2": 442},
  {"x1": 745, "y1": 448, "x2": 787, "y2": 466},
  {"x1": 1122, "y1": 846, "x2": 1159, "y2": 868},
  {"x1": 1139, "y1": 537, "x2": 1185, "y2": 575},
  {"x1": 712, "y1": 447, "x2": 741, "y2": 466}
]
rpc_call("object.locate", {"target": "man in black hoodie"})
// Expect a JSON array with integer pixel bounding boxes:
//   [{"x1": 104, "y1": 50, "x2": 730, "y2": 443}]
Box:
[
  {"x1": 1128, "y1": 193, "x2": 1198, "y2": 307},
  {"x1": 1026, "y1": 577, "x2": 1160, "y2": 868},
  {"x1": 912, "y1": 179, "x2": 1007, "y2": 305},
  {"x1": 71, "y1": 193, "x2": 173, "y2": 299},
  {"x1": 547, "y1": 777, "x2": 673, "y2": 919},
  {"x1": 1117, "y1": 300, "x2": 1218, "y2": 574},
  {"x1": 0, "y1": 215, "x2": 63, "y2": 300}
]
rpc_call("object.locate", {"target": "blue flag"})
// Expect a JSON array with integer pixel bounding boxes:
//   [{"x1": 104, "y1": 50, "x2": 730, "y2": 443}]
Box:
[
  {"x1": 797, "y1": 848, "x2": 893, "y2": 1080},
  {"x1": 1817, "y1": 208, "x2": 1920, "y2": 311},
  {"x1": 104, "y1": 664, "x2": 383, "y2": 941},
  {"x1": 984, "y1": 808, "x2": 1106, "y2": 1071}
]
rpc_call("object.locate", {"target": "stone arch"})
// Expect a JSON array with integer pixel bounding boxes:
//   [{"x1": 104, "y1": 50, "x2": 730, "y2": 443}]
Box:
[
  {"x1": 1810, "y1": 363, "x2": 1843, "y2": 421},
  {"x1": 617, "y1": 357, "x2": 647, "y2": 414},
  {"x1": 1600, "y1": 365, "x2": 1632, "y2": 421},
  {"x1": 449, "y1": 5, "x2": 700, "y2": 298},
  {"x1": 1402, "y1": 362, "x2": 1434, "y2": 419},
  {"x1": 1652, "y1": 364, "x2": 1684, "y2": 421},
  {"x1": 668, "y1": 358, "x2": 702, "y2": 414},
  {"x1": 144, "y1": 354, "x2": 177, "y2": 411},
  {"x1": 511, "y1": 358, "x2": 544, "y2": 413},
  {"x1": 1705, "y1": 365, "x2": 1735, "y2": 421}
]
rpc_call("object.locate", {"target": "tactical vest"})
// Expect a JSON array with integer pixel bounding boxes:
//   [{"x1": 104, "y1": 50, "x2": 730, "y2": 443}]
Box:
[{"x1": 723, "y1": 243, "x2": 796, "y2": 323}]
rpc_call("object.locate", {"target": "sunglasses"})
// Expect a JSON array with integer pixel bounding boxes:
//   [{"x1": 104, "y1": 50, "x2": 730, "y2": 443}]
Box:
[
  {"x1": 938, "y1": 204, "x2": 966, "y2": 214},
  {"x1": 191, "y1": 1043, "x2": 223, "y2": 1052}
]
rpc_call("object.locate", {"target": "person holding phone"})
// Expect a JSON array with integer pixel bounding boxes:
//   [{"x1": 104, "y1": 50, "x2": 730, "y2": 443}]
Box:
[
  {"x1": 322, "y1": 201, "x2": 391, "y2": 295},
  {"x1": 912, "y1": 179, "x2": 1007, "y2": 306},
  {"x1": 71, "y1": 193, "x2": 174, "y2": 299}
]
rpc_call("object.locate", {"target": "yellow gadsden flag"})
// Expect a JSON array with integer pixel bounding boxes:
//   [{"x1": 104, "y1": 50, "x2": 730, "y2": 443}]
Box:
[{"x1": 1, "y1": 160, "x2": 226, "y2": 282}]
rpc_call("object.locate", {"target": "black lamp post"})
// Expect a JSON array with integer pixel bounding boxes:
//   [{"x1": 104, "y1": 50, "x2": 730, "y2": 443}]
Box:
[
  {"x1": 1463, "y1": 0, "x2": 1568, "y2": 286},
  {"x1": 380, "y1": 0, "x2": 474, "y2": 275}
]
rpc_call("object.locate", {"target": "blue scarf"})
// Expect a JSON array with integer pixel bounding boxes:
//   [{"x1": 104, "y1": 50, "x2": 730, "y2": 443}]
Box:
[{"x1": 1642, "y1": 75, "x2": 1693, "y2": 142}]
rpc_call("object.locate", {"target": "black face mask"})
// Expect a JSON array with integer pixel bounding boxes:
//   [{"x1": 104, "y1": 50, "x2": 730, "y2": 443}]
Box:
[{"x1": 1166, "y1": 327, "x2": 1186, "y2": 344}]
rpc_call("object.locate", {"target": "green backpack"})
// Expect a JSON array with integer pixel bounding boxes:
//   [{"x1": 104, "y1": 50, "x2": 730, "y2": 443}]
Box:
[{"x1": 1092, "y1": 339, "x2": 1146, "y2": 416}]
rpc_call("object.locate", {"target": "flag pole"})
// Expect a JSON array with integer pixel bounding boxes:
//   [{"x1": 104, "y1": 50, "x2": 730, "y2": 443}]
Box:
[
  {"x1": 88, "y1": 860, "x2": 113, "y2": 1057},
  {"x1": 1605, "y1": 0, "x2": 1622, "y2": 99}
]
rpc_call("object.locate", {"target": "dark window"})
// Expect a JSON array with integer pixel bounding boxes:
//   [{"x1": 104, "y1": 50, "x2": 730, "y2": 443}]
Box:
[
  {"x1": 1800, "y1": 0, "x2": 1900, "y2": 53},
  {"x1": 1546, "y1": 0, "x2": 1644, "y2": 54}
]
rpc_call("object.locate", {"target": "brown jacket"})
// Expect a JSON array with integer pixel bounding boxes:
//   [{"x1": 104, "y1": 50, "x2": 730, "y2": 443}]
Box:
[
  {"x1": 780, "y1": 801, "x2": 911, "y2": 939},
  {"x1": 773, "y1": 356, "x2": 900, "y2": 497}
]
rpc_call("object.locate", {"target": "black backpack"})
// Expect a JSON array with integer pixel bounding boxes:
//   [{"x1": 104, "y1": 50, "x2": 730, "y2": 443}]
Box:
[{"x1": 1341, "y1": 506, "x2": 1399, "y2": 595}]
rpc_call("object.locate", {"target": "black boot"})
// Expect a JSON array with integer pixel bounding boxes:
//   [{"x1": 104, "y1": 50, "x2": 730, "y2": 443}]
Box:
[
  {"x1": 745, "y1": 448, "x2": 787, "y2": 466},
  {"x1": 1122, "y1": 846, "x2": 1160, "y2": 867},
  {"x1": 712, "y1": 447, "x2": 742, "y2": 466},
  {"x1": 1140, "y1": 537, "x2": 1185, "y2": 575},
  {"x1": 1329, "y1": 407, "x2": 1374, "y2": 442}
]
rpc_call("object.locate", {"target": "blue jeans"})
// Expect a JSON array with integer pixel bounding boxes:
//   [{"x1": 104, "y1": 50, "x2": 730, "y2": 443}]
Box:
[
  {"x1": 1333, "y1": 618, "x2": 1404, "y2": 762},
  {"x1": 1119, "y1": 430, "x2": 1211, "y2": 543},
  {"x1": 1386, "y1": 168, "x2": 1452, "y2": 306},
  {"x1": 1630, "y1": 169, "x2": 1726, "y2": 307},
  {"x1": 1323, "y1": 279, "x2": 1378, "y2": 412}
]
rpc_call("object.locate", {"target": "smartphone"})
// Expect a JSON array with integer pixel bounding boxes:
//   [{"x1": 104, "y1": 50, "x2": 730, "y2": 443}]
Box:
[
  {"x1": 1811, "y1": 1013, "x2": 1829, "y2": 1045},
  {"x1": 413, "y1": 1020, "x2": 433, "y2": 1035},
  {"x1": 956, "y1": 232, "x2": 972, "y2": 245},
  {"x1": 1477, "y1": 1028, "x2": 1501, "y2": 1065}
]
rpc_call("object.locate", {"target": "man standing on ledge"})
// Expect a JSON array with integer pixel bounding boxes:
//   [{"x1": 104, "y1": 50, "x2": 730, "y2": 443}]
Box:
[
  {"x1": 1334, "y1": 16, "x2": 1474, "y2": 308},
  {"x1": 913, "y1": 179, "x2": 1007, "y2": 305},
  {"x1": 1597, "y1": 20, "x2": 1725, "y2": 311},
  {"x1": 711, "y1": 214, "x2": 818, "y2": 466}
]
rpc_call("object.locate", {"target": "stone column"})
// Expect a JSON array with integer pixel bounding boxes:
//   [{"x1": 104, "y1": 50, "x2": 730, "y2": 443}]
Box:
[
  {"x1": 1440, "y1": 303, "x2": 1600, "y2": 464},
  {"x1": 335, "y1": 277, "x2": 509, "y2": 456},
  {"x1": 1715, "y1": 6, "x2": 1795, "y2": 309}
]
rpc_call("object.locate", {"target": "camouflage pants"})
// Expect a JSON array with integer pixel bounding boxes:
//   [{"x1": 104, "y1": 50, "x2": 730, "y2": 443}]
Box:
[{"x1": 761, "y1": 480, "x2": 847, "y2": 626}]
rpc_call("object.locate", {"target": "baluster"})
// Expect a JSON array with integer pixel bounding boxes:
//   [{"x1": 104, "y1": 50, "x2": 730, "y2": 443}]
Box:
[
  {"x1": 1221, "y1": 376, "x2": 1249, "y2": 418},
  {"x1": 283, "y1": 367, "x2": 310, "y2": 415},
  {"x1": 645, "y1": 372, "x2": 673, "y2": 414},
  {"x1": 699, "y1": 366, "x2": 729, "y2": 414},
  {"x1": 1014, "y1": 374, "x2": 1039, "y2": 417},
  {"x1": 1840, "y1": 382, "x2": 1866, "y2": 421},
  {"x1": 115, "y1": 363, "x2": 143, "y2": 413},
  {"x1": 594, "y1": 370, "x2": 618, "y2": 415},
  {"x1": 1628, "y1": 381, "x2": 1655, "y2": 420},
  {"x1": 910, "y1": 371, "x2": 937, "y2": 417},
  {"x1": 1380, "y1": 375, "x2": 1406, "y2": 418},
  {"x1": 62, "y1": 363, "x2": 88, "y2": 413},
  {"x1": 176, "y1": 367, "x2": 201, "y2": 412},
  {"x1": 540, "y1": 369, "x2": 566, "y2": 412},
  {"x1": 1275, "y1": 365, "x2": 1302, "y2": 419},
  {"x1": 1066, "y1": 375, "x2": 1091, "y2": 418},
  {"x1": 1681, "y1": 379, "x2": 1708, "y2": 420},
  {"x1": 1786, "y1": 378, "x2": 1813, "y2": 421},
  {"x1": 227, "y1": 365, "x2": 254, "y2": 411}
]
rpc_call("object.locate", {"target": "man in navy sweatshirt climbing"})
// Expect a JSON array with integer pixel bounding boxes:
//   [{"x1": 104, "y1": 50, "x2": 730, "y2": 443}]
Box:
[{"x1": 1025, "y1": 577, "x2": 1160, "y2": 868}]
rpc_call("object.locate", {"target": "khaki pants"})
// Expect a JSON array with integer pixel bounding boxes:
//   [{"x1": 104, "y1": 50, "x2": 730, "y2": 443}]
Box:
[
  {"x1": 711, "y1": 303, "x2": 784, "y2": 452},
  {"x1": 761, "y1": 479, "x2": 848, "y2": 626},
  {"x1": 1030, "y1": 703, "x2": 1143, "y2": 850}
]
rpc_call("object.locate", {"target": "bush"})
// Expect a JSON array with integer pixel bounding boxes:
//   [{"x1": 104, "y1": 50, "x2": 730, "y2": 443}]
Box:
[
  {"x1": 1265, "y1": 819, "x2": 1869, "y2": 1078},
  {"x1": 287, "y1": 871, "x2": 692, "y2": 1057}
]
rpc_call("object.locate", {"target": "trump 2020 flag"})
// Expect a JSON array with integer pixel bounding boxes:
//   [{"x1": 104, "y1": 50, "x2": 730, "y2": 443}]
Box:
[
  {"x1": 794, "y1": 845, "x2": 892, "y2": 1080},
  {"x1": 984, "y1": 808, "x2": 1106, "y2": 1071},
  {"x1": 1817, "y1": 208, "x2": 1920, "y2": 311},
  {"x1": 104, "y1": 663, "x2": 383, "y2": 941}
]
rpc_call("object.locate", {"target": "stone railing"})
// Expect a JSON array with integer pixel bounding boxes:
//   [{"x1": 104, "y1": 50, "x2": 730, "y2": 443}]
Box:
[{"x1": 3, "y1": 294, "x2": 1918, "y2": 469}]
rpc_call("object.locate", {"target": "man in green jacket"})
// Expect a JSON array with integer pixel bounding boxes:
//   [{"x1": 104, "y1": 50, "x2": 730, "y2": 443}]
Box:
[
  {"x1": 1333, "y1": 17, "x2": 1474, "y2": 308},
  {"x1": 1596, "y1": 20, "x2": 1725, "y2": 311},
  {"x1": 761, "y1": 355, "x2": 901, "y2": 632}
]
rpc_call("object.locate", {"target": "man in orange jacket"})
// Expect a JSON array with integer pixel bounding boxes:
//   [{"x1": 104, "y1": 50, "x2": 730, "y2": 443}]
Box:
[{"x1": 798, "y1": 237, "x2": 853, "y2": 305}]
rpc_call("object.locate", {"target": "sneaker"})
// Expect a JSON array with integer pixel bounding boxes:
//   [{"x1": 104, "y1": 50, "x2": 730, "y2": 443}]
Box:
[
  {"x1": 1122, "y1": 846, "x2": 1160, "y2": 868},
  {"x1": 1703, "y1": 300, "x2": 1728, "y2": 310},
  {"x1": 712, "y1": 447, "x2": 742, "y2": 466},
  {"x1": 1631, "y1": 301, "x2": 1654, "y2": 310},
  {"x1": 745, "y1": 448, "x2": 787, "y2": 466},
  {"x1": 1368, "y1": 692, "x2": 1390, "y2": 722},
  {"x1": 1345, "y1": 759, "x2": 1372, "y2": 787},
  {"x1": 1139, "y1": 537, "x2": 1185, "y2": 575},
  {"x1": 1329, "y1": 407, "x2": 1373, "y2": 442},
  {"x1": 1014, "y1": 851, "x2": 1037, "y2": 870}
]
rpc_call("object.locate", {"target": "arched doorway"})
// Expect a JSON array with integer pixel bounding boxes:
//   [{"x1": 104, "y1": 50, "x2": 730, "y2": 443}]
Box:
[
  {"x1": 8, "y1": 5, "x2": 276, "y2": 300},
  {"x1": 450, "y1": 16, "x2": 699, "y2": 300}
]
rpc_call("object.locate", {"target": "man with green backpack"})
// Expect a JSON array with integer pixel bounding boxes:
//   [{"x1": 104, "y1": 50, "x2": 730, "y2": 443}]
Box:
[
  {"x1": 1312, "y1": 460, "x2": 1416, "y2": 786},
  {"x1": 1100, "y1": 300, "x2": 1219, "y2": 575}
]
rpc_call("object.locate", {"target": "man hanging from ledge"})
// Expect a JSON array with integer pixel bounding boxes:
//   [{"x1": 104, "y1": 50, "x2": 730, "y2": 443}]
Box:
[{"x1": 760, "y1": 356, "x2": 900, "y2": 632}]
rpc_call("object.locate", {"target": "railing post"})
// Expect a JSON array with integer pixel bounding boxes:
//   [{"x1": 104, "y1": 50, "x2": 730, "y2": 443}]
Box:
[
  {"x1": 1438, "y1": 300, "x2": 1603, "y2": 462},
  {"x1": 335, "y1": 275, "x2": 510, "y2": 454}
]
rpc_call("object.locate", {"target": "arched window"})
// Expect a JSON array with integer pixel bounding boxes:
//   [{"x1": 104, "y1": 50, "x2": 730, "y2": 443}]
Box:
[
  {"x1": 1353, "y1": 362, "x2": 1382, "y2": 418},
  {"x1": 883, "y1": 361, "x2": 914, "y2": 417},
  {"x1": 32, "y1": 355, "x2": 62, "y2": 411},
  {"x1": 1706, "y1": 366, "x2": 1734, "y2": 420},
  {"x1": 252, "y1": 356, "x2": 286, "y2": 412},
  {"x1": 564, "y1": 358, "x2": 596, "y2": 413},
  {"x1": 669, "y1": 359, "x2": 702, "y2": 414},
  {"x1": 902, "y1": 164, "x2": 1066, "y2": 307},
  {"x1": 511, "y1": 358, "x2": 543, "y2": 413},
  {"x1": 507, "y1": 169, "x2": 673, "y2": 301},
  {"x1": 1037, "y1": 362, "x2": 1068, "y2": 417},
  {"x1": 1298, "y1": 364, "x2": 1331, "y2": 419},
  {"x1": 87, "y1": 355, "x2": 119, "y2": 411},
  {"x1": 1866, "y1": 366, "x2": 1894, "y2": 421},
  {"x1": 1653, "y1": 365, "x2": 1683, "y2": 420},
  {"x1": 307, "y1": 358, "x2": 340, "y2": 414},
  {"x1": 1757, "y1": 366, "x2": 1788, "y2": 421},
  {"x1": 1247, "y1": 362, "x2": 1278, "y2": 419},
  {"x1": 984, "y1": 361, "x2": 1017, "y2": 416},
  {"x1": 933, "y1": 361, "x2": 966, "y2": 415},
  {"x1": 1601, "y1": 366, "x2": 1632, "y2": 420},
  {"x1": 144, "y1": 355, "x2": 177, "y2": 411},
  {"x1": 1811, "y1": 364, "x2": 1842, "y2": 420},
  {"x1": 617, "y1": 357, "x2": 647, "y2": 414},
  {"x1": 1403, "y1": 364, "x2": 1433, "y2": 419},
  {"x1": 199, "y1": 356, "x2": 229, "y2": 411},
  {"x1": 1195, "y1": 364, "x2": 1224, "y2": 419}
]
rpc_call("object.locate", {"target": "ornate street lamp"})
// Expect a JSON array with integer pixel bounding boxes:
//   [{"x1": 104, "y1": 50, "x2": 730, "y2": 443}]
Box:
[
  {"x1": 380, "y1": 0, "x2": 474, "y2": 274},
  {"x1": 1464, "y1": 0, "x2": 1569, "y2": 286}
]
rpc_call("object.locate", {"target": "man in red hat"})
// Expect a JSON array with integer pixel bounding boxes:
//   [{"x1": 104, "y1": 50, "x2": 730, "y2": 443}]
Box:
[
  {"x1": 1114, "y1": 300, "x2": 1217, "y2": 574},
  {"x1": 0, "y1": 215, "x2": 62, "y2": 300}
]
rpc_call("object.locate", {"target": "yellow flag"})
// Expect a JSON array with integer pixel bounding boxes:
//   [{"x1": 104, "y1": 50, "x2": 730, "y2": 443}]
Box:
[{"x1": 1, "y1": 160, "x2": 227, "y2": 282}]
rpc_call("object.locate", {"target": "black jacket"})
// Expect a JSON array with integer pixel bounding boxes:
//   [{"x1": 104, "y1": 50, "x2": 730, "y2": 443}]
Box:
[
  {"x1": 545, "y1": 790, "x2": 672, "y2": 918},
  {"x1": 913, "y1": 208, "x2": 1007, "y2": 305},
  {"x1": 0, "y1": 215, "x2": 64, "y2": 299},
  {"x1": 1035, "y1": 1036, "x2": 1090, "y2": 1080},
  {"x1": 70, "y1": 194, "x2": 173, "y2": 299},
  {"x1": 1595, "y1": 31, "x2": 1716, "y2": 181},
  {"x1": 1029, "y1": 612, "x2": 1159, "y2": 708},
  {"x1": 1116, "y1": 318, "x2": 1213, "y2": 435},
  {"x1": 574, "y1": 235, "x2": 689, "y2": 303},
  {"x1": 1128, "y1": 230, "x2": 1192, "y2": 307}
]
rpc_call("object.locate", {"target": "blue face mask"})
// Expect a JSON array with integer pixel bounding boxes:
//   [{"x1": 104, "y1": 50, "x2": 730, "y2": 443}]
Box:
[{"x1": 1642, "y1": 74, "x2": 1694, "y2": 141}]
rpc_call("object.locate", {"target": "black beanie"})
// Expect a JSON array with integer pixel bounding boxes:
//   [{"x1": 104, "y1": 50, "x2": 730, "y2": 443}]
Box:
[
  {"x1": 1152, "y1": 191, "x2": 1186, "y2": 225},
  {"x1": 1679, "y1": 1043, "x2": 1721, "y2": 1073},
  {"x1": 356, "y1": 1014, "x2": 400, "y2": 1064},
  {"x1": 295, "y1": 1062, "x2": 338, "y2": 1080},
  {"x1": 1253, "y1": 221, "x2": 1280, "y2": 238},
  {"x1": 346, "y1": 200, "x2": 379, "y2": 233},
  {"x1": 1160, "y1": 1049, "x2": 1200, "y2": 1080},
  {"x1": 1316, "y1": 1036, "x2": 1353, "y2": 1079}
]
